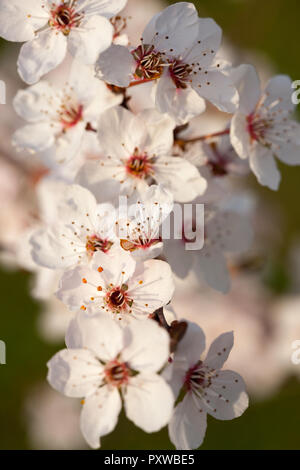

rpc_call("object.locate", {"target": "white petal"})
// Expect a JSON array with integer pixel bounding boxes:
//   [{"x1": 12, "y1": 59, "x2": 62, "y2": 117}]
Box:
[
  {"x1": 129, "y1": 259, "x2": 175, "y2": 316},
  {"x1": 54, "y1": 122, "x2": 86, "y2": 164},
  {"x1": 231, "y1": 64, "x2": 260, "y2": 114},
  {"x1": 18, "y1": 30, "x2": 67, "y2": 84},
  {"x1": 249, "y1": 145, "x2": 281, "y2": 190},
  {"x1": 264, "y1": 75, "x2": 294, "y2": 113},
  {"x1": 124, "y1": 373, "x2": 174, "y2": 432},
  {"x1": 174, "y1": 321, "x2": 206, "y2": 369},
  {"x1": 66, "y1": 311, "x2": 124, "y2": 361},
  {"x1": 13, "y1": 81, "x2": 59, "y2": 122},
  {"x1": 168, "y1": 394, "x2": 207, "y2": 450},
  {"x1": 153, "y1": 156, "x2": 207, "y2": 202},
  {"x1": 96, "y1": 44, "x2": 135, "y2": 88},
  {"x1": 80, "y1": 385, "x2": 122, "y2": 449},
  {"x1": 90, "y1": 249, "x2": 136, "y2": 285},
  {"x1": 156, "y1": 74, "x2": 206, "y2": 125},
  {"x1": 194, "y1": 248, "x2": 231, "y2": 294},
  {"x1": 139, "y1": 108, "x2": 175, "y2": 156},
  {"x1": 230, "y1": 112, "x2": 251, "y2": 160},
  {"x1": 78, "y1": 0, "x2": 127, "y2": 18},
  {"x1": 68, "y1": 16, "x2": 113, "y2": 65},
  {"x1": 122, "y1": 319, "x2": 170, "y2": 372},
  {"x1": 12, "y1": 123, "x2": 55, "y2": 152},
  {"x1": 142, "y1": 2, "x2": 199, "y2": 56},
  {"x1": 97, "y1": 105, "x2": 146, "y2": 158},
  {"x1": 193, "y1": 69, "x2": 239, "y2": 114},
  {"x1": 0, "y1": 0, "x2": 47, "y2": 41},
  {"x1": 275, "y1": 141, "x2": 300, "y2": 166},
  {"x1": 201, "y1": 370, "x2": 249, "y2": 421},
  {"x1": 204, "y1": 331, "x2": 234, "y2": 370},
  {"x1": 47, "y1": 348, "x2": 103, "y2": 397}
]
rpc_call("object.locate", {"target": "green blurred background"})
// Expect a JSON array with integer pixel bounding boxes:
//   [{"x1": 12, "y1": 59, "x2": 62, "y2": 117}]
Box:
[{"x1": 0, "y1": 0, "x2": 300, "y2": 450}]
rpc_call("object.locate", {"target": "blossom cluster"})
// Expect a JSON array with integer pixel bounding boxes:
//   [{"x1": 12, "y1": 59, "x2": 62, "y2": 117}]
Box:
[{"x1": 1, "y1": 0, "x2": 300, "y2": 450}]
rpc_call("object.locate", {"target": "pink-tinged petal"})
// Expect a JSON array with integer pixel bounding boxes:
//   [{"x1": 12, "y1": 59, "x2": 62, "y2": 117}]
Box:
[
  {"x1": 12, "y1": 123, "x2": 55, "y2": 152},
  {"x1": 47, "y1": 348, "x2": 103, "y2": 397},
  {"x1": 66, "y1": 311, "x2": 124, "y2": 361},
  {"x1": 201, "y1": 370, "x2": 249, "y2": 421},
  {"x1": 204, "y1": 331, "x2": 234, "y2": 370},
  {"x1": 231, "y1": 64, "x2": 261, "y2": 115},
  {"x1": 68, "y1": 16, "x2": 113, "y2": 65},
  {"x1": 142, "y1": 2, "x2": 199, "y2": 56},
  {"x1": 230, "y1": 112, "x2": 251, "y2": 160},
  {"x1": 122, "y1": 319, "x2": 170, "y2": 373},
  {"x1": 156, "y1": 74, "x2": 206, "y2": 125},
  {"x1": 129, "y1": 259, "x2": 175, "y2": 316},
  {"x1": 249, "y1": 145, "x2": 281, "y2": 190},
  {"x1": 55, "y1": 122, "x2": 86, "y2": 164},
  {"x1": 153, "y1": 156, "x2": 207, "y2": 202},
  {"x1": 13, "y1": 81, "x2": 59, "y2": 122},
  {"x1": 96, "y1": 44, "x2": 135, "y2": 88},
  {"x1": 0, "y1": 0, "x2": 48, "y2": 42},
  {"x1": 168, "y1": 394, "x2": 207, "y2": 450},
  {"x1": 124, "y1": 373, "x2": 174, "y2": 432},
  {"x1": 175, "y1": 321, "x2": 206, "y2": 369},
  {"x1": 80, "y1": 385, "x2": 122, "y2": 449},
  {"x1": 17, "y1": 30, "x2": 67, "y2": 84},
  {"x1": 194, "y1": 247, "x2": 231, "y2": 294}
]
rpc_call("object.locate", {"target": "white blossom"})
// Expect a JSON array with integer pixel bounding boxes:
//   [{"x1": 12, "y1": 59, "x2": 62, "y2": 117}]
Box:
[
  {"x1": 47, "y1": 312, "x2": 174, "y2": 448},
  {"x1": 0, "y1": 0, "x2": 127, "y2": 84},
  {"x1": 166, "y1": 322, "x2": 249, "y2": 449}
]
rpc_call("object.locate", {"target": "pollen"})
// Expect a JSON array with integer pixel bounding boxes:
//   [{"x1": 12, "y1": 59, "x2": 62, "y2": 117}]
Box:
[
  {"x1": 82, "y1": 278, "x2": 87, "y2": 284},
  {"x1": 80, "y1": 305, "x2": 86, "y2": 311},
  {"x1": 97, "y1": 286, "x2": 103, "y2": 291},
  {"x1": 98, "y1": 266, "x2": 103, "y2": 273}
]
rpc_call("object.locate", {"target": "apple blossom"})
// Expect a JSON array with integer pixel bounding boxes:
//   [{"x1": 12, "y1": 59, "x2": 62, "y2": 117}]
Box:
[
  {"x1": 76, "y1": 106, "x2": 207, "y2": 203},
  {"x1": 0, "y1": 0, "x2": 128, "y2": 84},
  {"x1": 13, "y1": 61, "x2": 122, "y2": 165},
  {"x1": 96, "y1": 2, "x2": 238, "y2": 123},
  {"x1": 231, "y1": 64, "x2": 300, "y2": 190},
  {"x1": 166, "y1": 322, "x2": 249, "y2": 450},
  {"x1": 47, "y1": 312, "x2": 174, "y2": 448},
  {"x1": 56, "y1": 249, "x2": 175, "y2": 321}
]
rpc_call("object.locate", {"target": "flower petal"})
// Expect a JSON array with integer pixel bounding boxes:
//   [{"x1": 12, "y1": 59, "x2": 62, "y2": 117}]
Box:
[
  {"x1": 66, "y1": 311, "x2": 124, "y2": 362},
  {"x1": 18, "y1": 30, "x2": 67, "y2": 84},
  {"x1": 249, "y1": 145, "x2": 281, "y2": 190},
  {"x1": 12, "y1": 123, "x2": 55, "y2": 152},
  {"x1": 231, "y1": 64, "x2": 260, "y2": 115},
  {"x1": 0, "y1": 0, "x2": 48, "y2": 42},
  {"x1": 68, "y1": 15, "x2": 113, "y2": 65},
  {"x1": 168, "y1": 394, "x2": 207, "y2": 450},
  {"x1": 122, "y1": 319, "x2": 170, "y2": 372},
  {"x1": 204, "y1": 331, "x2": 234, "y2": 370},
  {"x1": 96, "y1": 44, "x2": 135, "y2": 88},
  {"x1": 124, "y1": 373, "x2": 174, "y2": 432},
  {"x1": 80, "y1": 385, "x2": 122, "y2": 449},
  {"x1": 47, "y1": 348, "x2": 103, "y2": 397}
]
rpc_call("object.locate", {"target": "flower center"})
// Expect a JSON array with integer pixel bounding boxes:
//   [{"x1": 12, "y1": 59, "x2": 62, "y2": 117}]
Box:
[
  {"x1": 169, "y1": 60, "x2": 192, "y2": 89},
  {"x1": 50, "y1": 2, "x2": 82, "y2": 36},
  {"x1": 120, "y1": 237, "x2": 161, "y2": 252},
  {"x1": 247, "y1": 112, "x2": 271, "y2": 144},
  {"x1": 184, "y1": 361, "x2": 215, "y2": 393},
  {"x1": 59, "y1": 102, "x2": 83, "y2": 130},
  {"x1": 106, "y1": 286, "x2": 133, "y2": 313},
  {"x1": 104, "y1": 360, "x2": 130, "y2": 387},
  {"x1": 86, "y1": 235, "x2": 113, "y2": 256},
  {"x1": 126, "y1": 150, "x2": 153, "y2": 179},
  {"x1": 132, "y1": 44, "x2": 164, "y2": 80}
]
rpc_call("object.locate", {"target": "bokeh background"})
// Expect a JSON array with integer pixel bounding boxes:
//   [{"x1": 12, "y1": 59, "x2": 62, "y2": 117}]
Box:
[{"x1": 0, "y1": 0, "x2": 300, "y2": 449}]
